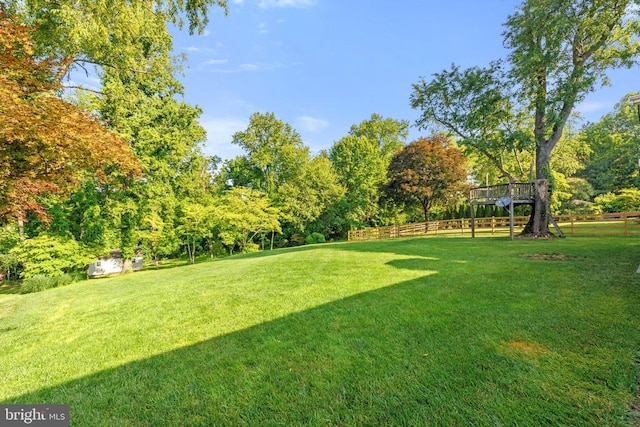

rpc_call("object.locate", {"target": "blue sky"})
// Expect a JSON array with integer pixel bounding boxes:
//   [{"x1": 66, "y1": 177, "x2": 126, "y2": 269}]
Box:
[{"x1": 169, "y1": 0, "x2": 639, "y2": 160}]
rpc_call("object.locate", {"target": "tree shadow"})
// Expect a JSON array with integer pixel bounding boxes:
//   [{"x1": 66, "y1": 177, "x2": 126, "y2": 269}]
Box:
[
  {"x1": 7, "y1": 264, "x2": 632, "y2": 426},
  {"x1": 0, "y1": 281, "x2": 21, "y2": 295},
  {"x1": 9, "y1": 277, "x2": 465, "y2": 425},
  {"x1": 5, "y1": 237, "x2": 639, "y2": 425}
]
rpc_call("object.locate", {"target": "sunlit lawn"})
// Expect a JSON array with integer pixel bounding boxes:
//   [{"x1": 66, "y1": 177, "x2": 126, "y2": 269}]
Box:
[{"x1": 1, "y1": 236, "x2": 639, "y2": 426}]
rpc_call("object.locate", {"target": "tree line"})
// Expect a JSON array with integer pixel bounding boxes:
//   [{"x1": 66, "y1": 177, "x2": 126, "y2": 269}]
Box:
[{"x1": 1, "y1": 0, "x2": 640, "y2": 283}]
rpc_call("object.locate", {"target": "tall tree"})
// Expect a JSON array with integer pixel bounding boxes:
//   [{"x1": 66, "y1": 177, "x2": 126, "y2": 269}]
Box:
[
  {"x1": 411, "y1": 63, "x2": 534, "y2": 184},
  {"x1": 4, "y1": 0, "x2": 227, "y2": 87},
  {"x1": 277, "y1": 156, "x2": 345, "y2": 233},
  {"x1": 218, "y1": 188, "x2": 281, "y2": 255},
  {"x1": 77, "y1": 16, "x2": 213, "y2": 259},
  {"x1": 504, "y1": 0, "x2": 640, "y2": 235},
  {"x1": 383, "y1": 135, "x2": 468, "y2": 222},
  {"x1": 0, "y1": 11, "x2": 140, "y2": 231},
  {"x1": 412, "y1": 0, "x2": 640, "y2": 237},
  {"x1": 230, "y1": 112, "x2": 308, "y2": 197},
  {"x1": 329, "y1": 114, "x2": 408, "y2": 229},
  {"x1": 579, "y1": 93, "x2": 640, "y2": 194},
  {"x1": 349, "y1": 113, "x2": 409, "y2": 162}
]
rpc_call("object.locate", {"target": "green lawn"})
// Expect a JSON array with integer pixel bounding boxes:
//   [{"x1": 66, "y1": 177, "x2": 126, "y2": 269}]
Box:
[{"x1": 1, "y1": 237, "x2": 639, "y2": 426}]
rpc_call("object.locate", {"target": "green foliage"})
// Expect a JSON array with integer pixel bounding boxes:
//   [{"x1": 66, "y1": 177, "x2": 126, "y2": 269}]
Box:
[
  {"x1": 593, "y1": 188, "x2": 640, "y2": 213},
  {"x1": 5, "y1": 0, "x2": 228, "y2": 83},
  {"x1": 413, "y1": 0, "x2": 640, "y2": 236},
  {"x1": 278, "y1": 155, "x2": 345, "y2": 233},
  {"x1": 10, "y1": 234, "x2": 92, "y2": 279},
  {"x1": 329, "y1": 114, "x2": 409, "y2": 231},
  {"x1": 231, "y1": 112, "x2": 308, "y2": 197},
  {"x1": 305, "y1": 232, "x2": 326, "y2": 245},
  {"x1": 579, "y1": 93, "x2": 640, "y2": 195},
  {"x1": 410, "y1": 62, "x2": 532, "y2": 182},
  {"x1": 20, "y1": 274, "x2": 73, "y2": 294},
  {"x1": 349, "y1": 113, "x2": 409, "y2": 161},
  {"x1": 218, "y1": 188, "x2": 281, "y2": 254},
  {"x1": 176, "y1": 200, "x2": 218, "y2": 263}
]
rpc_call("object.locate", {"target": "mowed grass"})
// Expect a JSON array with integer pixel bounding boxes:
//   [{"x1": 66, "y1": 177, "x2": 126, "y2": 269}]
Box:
[{"x1": 1, "y1": 237, "x2": 639, "y2": 426}]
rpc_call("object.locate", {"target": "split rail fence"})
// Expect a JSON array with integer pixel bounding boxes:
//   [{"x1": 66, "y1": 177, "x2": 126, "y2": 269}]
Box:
[{"x1": 347, "y1": 212, "x2": 640, "y2": 241}]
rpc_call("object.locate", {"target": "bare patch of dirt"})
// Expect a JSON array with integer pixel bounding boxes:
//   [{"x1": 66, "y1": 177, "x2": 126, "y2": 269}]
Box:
[
  {"x1": 499, "y1": 340, "x2": 547, "y2": 358},
  {"x1": 521, "y1": 252, "x2": 582, "y2": 261}
]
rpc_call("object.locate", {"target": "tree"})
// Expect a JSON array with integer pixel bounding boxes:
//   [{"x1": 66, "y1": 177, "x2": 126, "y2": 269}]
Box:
[
  {"x1": 85, "y1": 31, "x2": 213, "y2": 260},
  {"x1": 10, "y1": 233, "x2": 91, "y2": 279},
  {"x1": 410, "y1": 63, "x2": 533, "y2": 184},
  {"x1": 330, "y1": 135, "x2": 386, "y2": 227},
  {"x1": 4, "y1": 0, "x2": 227, "y2": 87},
  {"x1": 383, "y1": 135, "x2": 468, "y2": 222},
  {"x1": 412, "y1": 0, "x2": 640, "y2": 237},
  {"x1": 231, "y1": 112, "x2": 308, "y2": 197},
  {"x1": 176, "y1": 200, "x2": 217, "y2": 264},
  {"x1": 218, "y1": 188, "x2": 281, "y2": 255},
  {"x1": 329, "y1": 114, "x2": 409, "y2": 229},
  {"x1": 579, "y1": 93, "x2": 640, "y2": 194},
  {"x1": 0, "y1": 12, "x2": 140, "y2": 230},
  {"x1": 349, "y1": 113, "x2": 409, "y2": 162},
  {"x1": 277, "y1": 155, "x2": 345, "y2": 233}
]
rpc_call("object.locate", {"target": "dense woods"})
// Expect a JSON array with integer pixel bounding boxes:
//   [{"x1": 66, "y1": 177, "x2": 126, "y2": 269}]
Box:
[{"x1": 1, "y1": 0, "x2": 640, "y2": 284}]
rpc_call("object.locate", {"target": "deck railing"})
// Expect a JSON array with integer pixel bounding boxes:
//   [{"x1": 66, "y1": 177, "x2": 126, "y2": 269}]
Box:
[{"x1": 470, "y1": 183, "x2": 535, "y2": 204}]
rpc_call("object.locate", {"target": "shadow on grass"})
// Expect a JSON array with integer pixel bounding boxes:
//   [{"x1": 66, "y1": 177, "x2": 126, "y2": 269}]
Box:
[
  {"x1": 8, "y1": 270, "x2": 636, "y2": 426},
  {"x1": 0, "y1": 281, "x2": 21, "y2": 295}
]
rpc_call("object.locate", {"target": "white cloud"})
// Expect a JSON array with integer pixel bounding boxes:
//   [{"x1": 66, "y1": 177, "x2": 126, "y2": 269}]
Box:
[
  {"x1": 185, "y1": 46, "x2": 200, "y2": 52},
  {"x1": 258, "y1": 23, "x2": 268, "y2": 35},
  {"x1": 205, "y1": 58, "x2": 229, "y2": 65},
  {"x1": 200, "y1": 117, "x2": 249, "y2": 160},
  {"x1": 296, "y1": 115, "x2": 329, "y2": 133},
  {"x1": 239, "y1": 63, "x2": 260, "y2": 71},
  {"x1": 258, "y1": 0, "x2": 316, "y2": 8}
]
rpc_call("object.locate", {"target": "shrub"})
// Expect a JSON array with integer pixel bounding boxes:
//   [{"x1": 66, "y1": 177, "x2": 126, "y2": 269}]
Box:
[
  {"x1": 242, "y1": 242, "x2": 260, "y2": 253},
  {"x1": 289, "y1": 234, "x2": 306, "y2": 246},
  {"x1": 593, "y1": 188, "x2": 640, "y2": 213},
  {"x1": 20, "y1": 274, "x2": 73, "y2": 294},
  {"x1": 305, "y1": 232, "x2": 326, "y2": 245},
  {"x1": 10, "y1": 234, "x2": 93, "y2": 279}
]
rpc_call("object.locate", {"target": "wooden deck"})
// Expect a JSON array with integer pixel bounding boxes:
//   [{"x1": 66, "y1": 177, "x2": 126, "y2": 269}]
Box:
[
  {"x1": 469, "y1": 183, "x2": 536, "y2": 239},
  {"x1": 470, "y1": 183, "x2": 535, "y2": 206}
]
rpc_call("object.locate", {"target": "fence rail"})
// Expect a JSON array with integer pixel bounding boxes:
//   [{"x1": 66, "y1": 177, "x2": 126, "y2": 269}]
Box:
[{"x1": 347, "y1": 212, "x2": 640, "y2": 241}]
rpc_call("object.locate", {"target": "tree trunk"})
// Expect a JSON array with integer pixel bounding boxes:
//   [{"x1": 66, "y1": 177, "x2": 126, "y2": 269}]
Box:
[
  {"x1": 186, "y1": 239, "x2": 193, "y2": 264},
  {"x1": 522, "y1": 144, "x2": 553, "y2": 237},
  {"x1": 421, "y1": 198, "x2": 431, "y2": 223},
  {"x1": 17, "y1": 217, "x2": 24, "y2": 237}
]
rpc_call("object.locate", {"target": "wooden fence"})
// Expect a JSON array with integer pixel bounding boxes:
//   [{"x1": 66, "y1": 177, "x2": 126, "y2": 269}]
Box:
[{"x1": 347, "y1": 212, "x2": 640, "y2": 241}]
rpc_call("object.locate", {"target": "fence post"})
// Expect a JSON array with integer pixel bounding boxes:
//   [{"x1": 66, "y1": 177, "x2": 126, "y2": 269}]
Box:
[
  {"x1": 461, "y1": 219, "x2": 464, "y2": 235},
  {"x1": 570, "y1": 216, "x2": 574, "y2": 236},
  {"x1": 624, "y1": 214, "x2": 628, "y2": 237},
  {"x1": 491, "y1": 217, "x2": 495, "y2": 235}
]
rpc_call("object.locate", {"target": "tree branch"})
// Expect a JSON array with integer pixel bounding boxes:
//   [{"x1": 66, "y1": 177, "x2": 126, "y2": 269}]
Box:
[{"x1": 63, "y1": 85, "x2": 104, "y2": 96}]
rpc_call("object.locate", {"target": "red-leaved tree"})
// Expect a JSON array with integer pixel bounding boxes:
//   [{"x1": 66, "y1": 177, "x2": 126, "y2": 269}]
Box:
[
  {"x1": 383, "y1": 134, "x2": 468, "y2": 222},
  {"x1": 0, "y1": 10, "x2": 140, "y2": 231}
]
